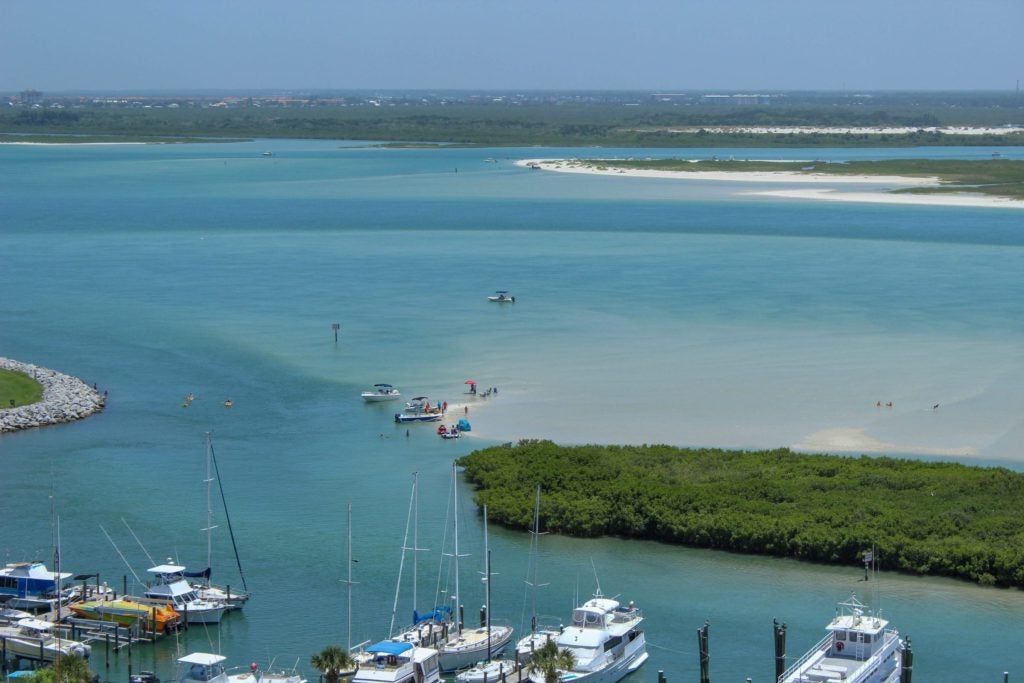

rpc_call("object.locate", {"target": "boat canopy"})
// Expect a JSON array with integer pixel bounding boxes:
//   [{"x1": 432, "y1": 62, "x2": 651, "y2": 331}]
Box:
[
  {"x1": 367, "y1": 641, "x2": 414, "y2": 656},
  {"x1": 182, "y1": 567, "x2": 212, "y2": 579},
  {"x1": 178, "y1": 653, "x2": 227, "y2": 666},
  {"x1": 148, "y1": 564, "x2": 187, "y2": 575},
  {"x1": 18, "y1": 618, "x2": 54, "y2": 632},
  {"x1": 414, "y1": 605, "x2": 451, "y2": 624},
  {"x1": 374, "y1": 384, "x2": 394, "y2": 388}
]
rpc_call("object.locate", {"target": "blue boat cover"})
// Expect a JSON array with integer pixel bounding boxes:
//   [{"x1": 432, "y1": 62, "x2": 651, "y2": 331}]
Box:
[
  {"x1": 367, "y1": 641, "x2": 413, "y2": 655},
  {"x1": 414, "y1": 605, "x2": 452, "y2": 624}
]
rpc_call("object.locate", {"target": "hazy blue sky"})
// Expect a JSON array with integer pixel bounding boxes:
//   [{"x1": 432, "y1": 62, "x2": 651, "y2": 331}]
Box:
[{"x1": 2, "y1": 0, "x2": 1021, "y2": 92}]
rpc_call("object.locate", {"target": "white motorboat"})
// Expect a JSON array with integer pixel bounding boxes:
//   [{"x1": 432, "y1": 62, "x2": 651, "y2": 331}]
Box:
[
  {"x1": 525, "y1": 591, "x2": 646, "y2": 683},
  {"x1": 227, "y1": 661, "x2": 306, "y2": 683},
  {"x1": 0, "y1": 617, "x2": 91, "y2": 662},
  {"x1": 362, "y1": 384, "x2": 402, "y2": 402},
  {"x1": 394, "y1": 397, "x2": 442, "y2": 423},
  {"x1": 177, "y1": 653, "x2": 229, "y2": 683},
  {"x1": 178, "y1": 652, "x2": 305, "y2": 683},
  {"x1": 487, "y1": 291, "x2": 515, "y2": 303},
  {"x1": 351, "y1": 641, "x2": 442, "y2": 683},
  {"x1": 0, "y1": 561, "x2": 72, "y2": 610},
  {"x1": 778, "y1": 595, "x2": 904, "y2": 683},
  {"x1": 136, "y1": 564, "x2": 228, "y2": 624}
]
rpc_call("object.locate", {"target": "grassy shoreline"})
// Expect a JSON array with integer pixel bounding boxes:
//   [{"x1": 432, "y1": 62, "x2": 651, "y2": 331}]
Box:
[{"x1": 0, "y1": 368, "x2": 44, "y2": 407}]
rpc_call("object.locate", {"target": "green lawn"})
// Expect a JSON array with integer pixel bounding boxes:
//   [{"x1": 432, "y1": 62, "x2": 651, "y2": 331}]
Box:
[{"x1": 0, "y1": 368, "x2": 44, "y2": 408}]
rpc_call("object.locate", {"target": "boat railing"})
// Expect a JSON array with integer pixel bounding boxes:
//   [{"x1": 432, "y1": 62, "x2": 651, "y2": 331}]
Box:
[
  {"x1": 610, "y1": 607, "x2": 642, "y2": 624},
  {"x1": 777, "y1": 632, "x2": 832, "y2": 682}
]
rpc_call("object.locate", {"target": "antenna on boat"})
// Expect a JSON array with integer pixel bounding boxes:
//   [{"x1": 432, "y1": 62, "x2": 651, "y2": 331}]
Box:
[
  {"x1": 202, "y1": 432, "x2": 219, "y2": 587},
  {"x1": 100, "y1": 524, "x2": 143, "y2": 584},
  {"x1": 590, "y1": 558, "x2": 603, "y2": 598},
  {"x1": 122, "y1": 517, "x2": 157, "y2": 568}
]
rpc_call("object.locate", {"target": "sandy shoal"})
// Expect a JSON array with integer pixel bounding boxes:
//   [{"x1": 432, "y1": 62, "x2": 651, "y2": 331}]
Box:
[{"x1": 517, "y1": 158, "x2": 1024, "y2": 210}]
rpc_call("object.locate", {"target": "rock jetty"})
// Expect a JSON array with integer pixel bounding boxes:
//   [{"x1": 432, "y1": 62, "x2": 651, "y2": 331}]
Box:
[{"x1": 0, "y1": 357, "x2": 106, "y2": 433}]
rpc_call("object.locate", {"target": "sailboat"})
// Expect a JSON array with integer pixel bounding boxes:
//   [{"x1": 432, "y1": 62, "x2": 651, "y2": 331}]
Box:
[
  {"x1": 455, "y1": 506, "x2": 520, "y2": 683},
  {"x1": 352, "y1": 477, "x2": 443, "y2": 683},
  {"x1": 430, "y1": 465, "x2": 514, "y2": 672},
  {"x1": 515, "y1": 487, "x2": 562, "y2": 664},
  {"x1": 190, "y1": 432, "x2": 250, "y2": 608}
]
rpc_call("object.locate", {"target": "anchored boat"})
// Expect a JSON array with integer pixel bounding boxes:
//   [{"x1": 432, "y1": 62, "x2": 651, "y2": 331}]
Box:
[{"x1": 778, "y1": 595, "x2": 904, "y2": 683}]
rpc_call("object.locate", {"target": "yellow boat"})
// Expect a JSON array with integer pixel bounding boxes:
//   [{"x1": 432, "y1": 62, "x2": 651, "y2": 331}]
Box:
[{"x1": 69, "y1": 599, "x2": 180, "y2": 632}]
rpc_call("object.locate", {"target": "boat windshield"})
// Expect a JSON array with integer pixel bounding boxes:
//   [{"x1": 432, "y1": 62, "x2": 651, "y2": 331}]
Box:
[{"x1": 571, "y1": 609, "x2": 604, "y2": 629}]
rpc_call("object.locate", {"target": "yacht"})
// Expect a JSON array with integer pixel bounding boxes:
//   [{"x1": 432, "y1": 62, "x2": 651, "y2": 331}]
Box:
[
  {"x1": 177, "y1": 653, "x2": 229, "y2": 683},
  {"x1": 136, "y1": 564, "x2": 228, "y2": 624},
  {"x1": 526, "y1": 591, "x2": 646, "y2": 683},
  {"x1": 778, "y1": 595, "x2": 904, "y2": 683},
  {"x1": 351, "y1": 641, "x2": 442, "y2": 683},
  {"x1": 0, "y1": 561, "x2": 72, "y2": 610}
]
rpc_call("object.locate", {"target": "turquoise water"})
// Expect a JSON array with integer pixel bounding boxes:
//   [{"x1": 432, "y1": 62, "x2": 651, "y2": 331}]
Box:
[{"x1": 2, "y1": 140, "x2": 1024, "y2": 682}]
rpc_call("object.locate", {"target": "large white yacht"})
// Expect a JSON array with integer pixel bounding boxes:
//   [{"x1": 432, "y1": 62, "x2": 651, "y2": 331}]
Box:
[
  {"x1": 778, "y1": 595, "x2": 904, "y2": 683},
  {"x1": 137, "y1": 564, "x2": 228, "y2": 624},
  {"x1": 351, "y1": 641, "x2": 442, "y2": 683},
  {"x1": 526, "y1": 591, "x2": 646, "y2": 683}
]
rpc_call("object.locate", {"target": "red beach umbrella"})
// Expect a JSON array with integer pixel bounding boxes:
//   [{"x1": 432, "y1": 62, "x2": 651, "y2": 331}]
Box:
[{"x1": 464, "y1": 380, "x2": 477, "y2": 385}]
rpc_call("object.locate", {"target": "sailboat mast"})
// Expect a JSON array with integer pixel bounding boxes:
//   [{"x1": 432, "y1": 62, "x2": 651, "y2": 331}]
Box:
[
  {"x1": 484, "y1": 505, "x2": 492, "y2": 663},
  {"x1": 346, "y1": 502, "x2": 353, "y2": 652},
  {"x1": 204, "y1": 433, "x2": 215, "y2": 581},
  {"x1": 530, "y1": 485, "x2": 540, "y2": 634},
  {"x1": 452, "y1": 462, "x2": 461, "y2": 634}
]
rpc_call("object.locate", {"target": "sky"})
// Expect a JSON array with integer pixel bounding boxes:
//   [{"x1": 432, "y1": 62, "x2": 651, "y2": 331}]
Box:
[{"x1": 1, "y1": 0, "x2": 1022, "y2": 93}]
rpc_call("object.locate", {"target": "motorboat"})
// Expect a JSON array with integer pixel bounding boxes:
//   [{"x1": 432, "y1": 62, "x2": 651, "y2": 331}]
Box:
[
  {"x1": 778, "y1": 595, "x2": 904, "y2": 683},
  {"x1": 437, "y1": 425, "x2": 460, "y2": 439},
  {"x1": 69, "y1": 598, "x2": 181, "y2": 632},
  {"x1": 226, "y1": 661, "x2": 306, "y2": 683},
  {"x1": 351, "y1": 641, "x2": 442, "y2": 683},
  {"x1": 177, "y1": 653, "x2": 229, "y2": 683},
  {"x1": 0, "y1": 561, "x2": 72, "y2": 610},
  {"x1": 362, "y1": 384, "x2": 402, "y2": 402},
  {"x1": 525, "y1": 591, "x2": 646, "y2": 683},
  {"x1": 487, "y1": 291, "x2": 515, "y2": 303},
  {"x1": 135, "y1": 564, "x2": 228, "y2": 624},
  {"x1": 0, "y1": 618, "x2": 91, "y2": 662},
  {"x1": 394, "y1": 397, "x2": 442, "y2": 423}
]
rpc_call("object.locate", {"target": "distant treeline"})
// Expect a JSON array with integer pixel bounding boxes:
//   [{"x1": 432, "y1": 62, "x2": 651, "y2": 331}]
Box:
[
  {"x1": 457, "y1": 442, "x2": 1024, "y2": 588},
  {"x1": 2, "y1": 103, "x2": 1023, "y2": 147}
]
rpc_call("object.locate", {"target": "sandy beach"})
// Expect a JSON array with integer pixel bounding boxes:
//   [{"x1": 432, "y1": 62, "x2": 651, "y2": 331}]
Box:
[{"x1": 518, "y1": 158, "x2": 1024, "y2": 210}]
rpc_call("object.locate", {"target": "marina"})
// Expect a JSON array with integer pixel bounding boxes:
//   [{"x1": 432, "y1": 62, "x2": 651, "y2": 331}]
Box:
[{"x1": 2, "y1": 140, "x2": 1024, "y2": 682}]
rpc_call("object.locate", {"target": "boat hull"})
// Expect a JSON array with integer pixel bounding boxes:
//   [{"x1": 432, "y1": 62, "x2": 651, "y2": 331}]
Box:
[{"x1": 395, "y1": 413, "x2": 442, "y2": 423}]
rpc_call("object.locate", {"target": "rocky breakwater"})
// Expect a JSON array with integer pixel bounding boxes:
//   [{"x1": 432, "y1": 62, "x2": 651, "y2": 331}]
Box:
[{"x1": 0, "y1": 357, "x2": 106, "y2": 433}]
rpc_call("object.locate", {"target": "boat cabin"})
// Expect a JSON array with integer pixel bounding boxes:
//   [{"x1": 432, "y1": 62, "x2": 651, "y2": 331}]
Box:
[
  {"x1": 353, "y1": 641, "x2": 440, "y2": 683},
  {"x1": 825, "y1": 596, "x2": 895, "y2": 660},
  {"x1": 145, "y1": 565, "x2": 204, "y2": 606},
  {"x1": 0, "y1": 562, "x2": 71, "y2": 602},
  {"x1": 177, "y1": 653, "x2": 228, "y2": 683}
]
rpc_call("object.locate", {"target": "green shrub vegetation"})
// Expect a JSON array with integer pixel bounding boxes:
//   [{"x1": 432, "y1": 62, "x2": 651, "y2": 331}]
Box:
[
  {"x1": 0, "y1": 368, "x2": 44, "y2": 407},
  {"x1": 457, "y1": 442, "x2": 1024, "y2": 588}
]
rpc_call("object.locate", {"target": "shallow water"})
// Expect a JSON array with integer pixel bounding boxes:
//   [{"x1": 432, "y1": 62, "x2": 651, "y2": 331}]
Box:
[{"x1": 1, "y1": 140, "x2": 1023, "y2": 681}]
